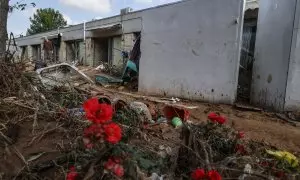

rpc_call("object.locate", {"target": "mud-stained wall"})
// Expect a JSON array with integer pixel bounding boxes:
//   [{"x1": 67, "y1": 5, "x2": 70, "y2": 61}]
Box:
[
  {"x1": 284, "y1": 0, "x2": 300, "y2": 111},
  {"x1": 251, "y1": 0, "x2": 296, "y2": 111},
  {"x1": 138, "y1": 0, "x2": 245, "y2": 104}
]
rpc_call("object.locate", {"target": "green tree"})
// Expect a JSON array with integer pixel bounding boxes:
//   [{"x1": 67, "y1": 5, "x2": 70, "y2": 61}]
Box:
[
  {"x1": 27, "y1": 8, "x2": 67, "y2": 35},
  {"x1": 0, "y1": 0, "x2": 9, "y2": 58},
  {"x1": 0, "y1": 0, "x2": 35, "y2": 59}
]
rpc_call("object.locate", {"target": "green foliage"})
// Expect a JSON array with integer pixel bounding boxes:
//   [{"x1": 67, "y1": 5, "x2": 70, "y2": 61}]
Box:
[
  {"x1": 111, "y1": 143, "x2": 170, "y2": 175},
  {"x1": 27, "y1": 8, "x2": 67, "y2": 35},
  {"x1": 113, "y1": 107, "x2": 141, "y2": 142},
  {"x1": 9, "y1": 2, "x2": 36, "y2": 13}
]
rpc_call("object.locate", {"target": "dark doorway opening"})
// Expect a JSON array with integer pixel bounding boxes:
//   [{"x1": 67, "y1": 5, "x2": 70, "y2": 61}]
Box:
[
  {"x1": 94, "y1": 38, "x2": 109, "y2": 66},
  {"x1": 237, "y1": 8, "x2": 258, "y2": 103}
]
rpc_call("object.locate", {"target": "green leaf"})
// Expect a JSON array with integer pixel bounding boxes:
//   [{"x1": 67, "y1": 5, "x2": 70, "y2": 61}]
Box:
[{"x1": 138, "y1": 158, "x2": 156, "y2": 170}]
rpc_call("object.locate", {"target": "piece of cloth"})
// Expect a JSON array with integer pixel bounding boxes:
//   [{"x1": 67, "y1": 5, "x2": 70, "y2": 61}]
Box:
[
  {"x1": 121, "y1": 60, "x2": 138, "y2": 82},
  {"x1": 126, "y1": 60, "x2": 138, "y2": 72},
  {"x1": 129, "y1": 35, "x2": 141, "y2": 70},
  {"x1": 43, "y1": 40, "x2": 53, "y2": 51}
]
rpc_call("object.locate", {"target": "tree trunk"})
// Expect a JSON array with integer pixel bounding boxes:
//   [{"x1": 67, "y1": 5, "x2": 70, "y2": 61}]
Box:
[{"x1": 0, "y1": 0, "x2": 9, "y2": 59}]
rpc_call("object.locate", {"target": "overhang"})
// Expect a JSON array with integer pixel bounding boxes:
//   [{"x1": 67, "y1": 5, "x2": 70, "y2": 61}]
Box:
[{"x1": 85, "y1": 24, "x2": 122, "y2": 32}]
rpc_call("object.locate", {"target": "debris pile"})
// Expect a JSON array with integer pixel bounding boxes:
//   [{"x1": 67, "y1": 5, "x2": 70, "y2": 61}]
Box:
[
  {"x1": 176, "y1": 113, "x2": 300, "y2": 179},
  {"x1": 0, "y1": 61, "x2": 299, "y2": 180}
]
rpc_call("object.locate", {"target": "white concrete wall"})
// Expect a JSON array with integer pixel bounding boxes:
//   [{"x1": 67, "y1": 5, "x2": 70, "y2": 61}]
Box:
[
  {"x1": 251, "y1": 0, "x2": 297, "y2": 111},
  {"x1": 138, "y1": 0, "x2": 245, "y2": 104},
  {"x1": 285, "y1": 0, "x2": 300, "y2": 111}
]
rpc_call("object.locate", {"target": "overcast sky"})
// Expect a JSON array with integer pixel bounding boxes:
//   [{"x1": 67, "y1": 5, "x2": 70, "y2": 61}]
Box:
[{"x1": 8, "y1": 0, "x2": 180, "y2": 36}]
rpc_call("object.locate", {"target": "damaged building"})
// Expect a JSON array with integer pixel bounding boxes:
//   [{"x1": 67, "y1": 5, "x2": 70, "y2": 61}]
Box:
[
  {"x1": 15, "y1": 0, "x2": 247, "y2": 103},
  {"x1": 14, "y1": 0, "x2": 300, "y2": 112}
]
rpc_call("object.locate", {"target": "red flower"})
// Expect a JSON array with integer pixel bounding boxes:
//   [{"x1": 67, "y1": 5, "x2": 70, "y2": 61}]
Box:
[
  {"x1": 215, "y1": 116, "x2": 226, "y2": 124},
  {"x1": 191, "y1": 168, "x2": 206, "y2": 180},
  {"x1": 104, "y1": 158, "x2": 124, "y2": 177},
  {"x1": 208, "y1": 112, "x2": 218, "y2": 122},
  {"x1": 207, "y1": 170, "x2": 222, "y2": 180},
  {"x1": 104, "y1": 123, "x2": 122, "y2": 144},
  {"x1": 112, "y1": 157, "x2": 122, "y2": 164},
  {"x1": 113, "y1": 164, "x2": 124, "y2": 177},
  {"x1": 83, "y1": 124, "x2": 104, "y2": 137},
  {"x1": 237, "y1": 131, "x2": 245, "y2": 139},
  {"x1": 66, "y1": 166, "x2": 78, "y2": 180},
  {"x1": 235, "y1": 144, "x2": 247, "y2": 155},
  {"x1": 83, "y1": 98, "x2": 113, "y2": 124},
  {"x1": 104, "y1": 158, "x2": 116, "y2": 170},
  {"x1": 83, "y1": 124, "x2": 105, "y2": 148},
  {"x1": 208, "y1": 112, "x2": 226, "y2": 124}
]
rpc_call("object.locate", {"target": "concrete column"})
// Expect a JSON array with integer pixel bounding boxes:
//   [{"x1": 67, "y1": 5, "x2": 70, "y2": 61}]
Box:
[
  {"x1": 79, "y1": 41, "x2": 85, "y2": 64},
  {"x1": 41, "y1": 43, "x2": 44, "y2": 61},
  {"x1": 27, "y1": 45, "x2": 33, "y2": 61},
  {"x1": 85, "y1": 38, "x2": 94, "y2": 66},
  {"x1": 59, "y1": 41, "x2": 67, "y2": 62}
]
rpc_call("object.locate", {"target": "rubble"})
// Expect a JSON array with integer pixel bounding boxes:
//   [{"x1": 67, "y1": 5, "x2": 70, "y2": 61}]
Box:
[{"x1": 0, "y1": 61, "x2": 300, "y2": 180}]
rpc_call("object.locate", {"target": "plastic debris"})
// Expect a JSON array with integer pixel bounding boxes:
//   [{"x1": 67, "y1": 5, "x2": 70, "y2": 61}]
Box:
[
  {"x1": 244, "y1": 164, "x2": 252, "y2": 174},
  {"x1": 171, "y1": 117, "x2": 183, "y2": 128},
  {"x1": 112, "y1": 98, "x2": 128, "y2": 112},
  {"x1": 266, "y1": 150, "x2": 299, "y2": 168},
  {"x1": 157, "y1": 117, "x2": 168, "y2": 123},
  {"x1": 151, "y1": 173, "x2": 164, "y2": 180},
  {"x1": 129, "y1": 102, "x2": 153, "y2": 123},
  {"x1": 67, "y1": 108, "x2": 84, "y2": 116},
  {"x1": 163, "y1": 105, "x2": 190, "y2": 121},
  {"x1": 171, "y1": 97, "x2": 180, "y2": 103}
]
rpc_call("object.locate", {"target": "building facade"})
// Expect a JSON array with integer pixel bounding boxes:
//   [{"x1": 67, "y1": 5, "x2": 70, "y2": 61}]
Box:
[{"x1": 14, "y1": 0, "x2": 246, "y2": 106}]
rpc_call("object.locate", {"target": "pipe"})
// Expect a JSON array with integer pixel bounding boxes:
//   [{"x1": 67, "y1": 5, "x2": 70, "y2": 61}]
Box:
[{"x1": 83, "y1": 21, "x2": 86, "y2": 41}]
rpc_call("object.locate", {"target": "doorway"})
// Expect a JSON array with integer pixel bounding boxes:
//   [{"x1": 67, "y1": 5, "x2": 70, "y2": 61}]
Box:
[
  {"x1": 31, "y1": 44, "x2": 41, "y2": 62},
  {"x1": 237, "y1": 8, "x2": 258, "y2": 103},
  {"x1": 94, "y1": 38, "x2": 109, "y2": 67}
]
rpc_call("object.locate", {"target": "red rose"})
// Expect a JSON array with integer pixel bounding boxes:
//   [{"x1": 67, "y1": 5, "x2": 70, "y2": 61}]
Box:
[
  {"x1": 208, "y1": 112, "x2": 226, "y2": 124},
  {"x1": 104, "y1": 158, "x2": 125, "y2": 177},
  {"x1": 83, "y1": 98, "x2": 113, "y2": 124},
  {"x1": 208, "y1": 112, "x2": 218, "y2": 122},
  {"x1": 104, "y1": 158, "x2": 116, "y2": 170},
  {"x1": 207, "y1": 170, "x2": 222, "y2": 180},
  {"x1": 237, "y1": 131, "x2": 245, "y2": 139},
  {"x1": 215, "y1": 116, "x2": 226, "y2": 124},
  {"x1": 83, "y1": 124, "x2": 105, "y2": 148},
  {"x1": 112, "y1": 157, "x2": 122, "y2": 164},
  {"x1": 191, "y1": 168, "x2": 206, "y2": 180},
  {"x1": 113, "y1": 164, "x2": 124, "y2": 177},
  {"x1": 104, "y1": 123, "x2": 122, "y2": 144},
  {"x1": 66, "y1": 166, "x2": 78, "y2": 180},
  {"x1": 235, "y1": 144, "x2": 247, "y2": 155},
  {"x1": 83, "y1": 124, "x2": 104, "y2": 140},
  {"x1": 83, "y1": 124, "x2": 103, "y2": 137}
]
